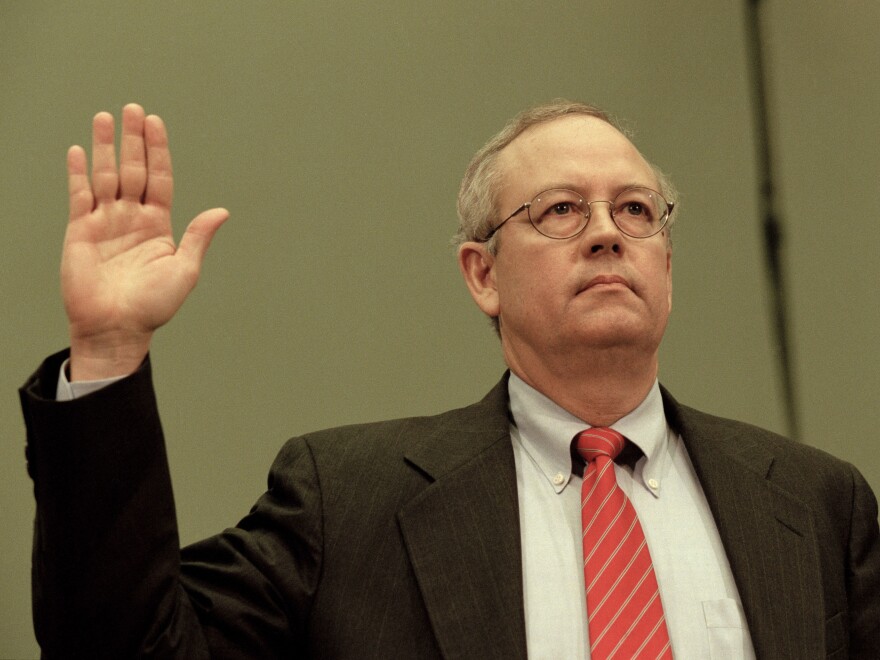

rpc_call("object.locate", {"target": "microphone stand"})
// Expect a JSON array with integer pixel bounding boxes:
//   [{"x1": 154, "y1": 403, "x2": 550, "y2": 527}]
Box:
[{"x1": 744, "y1": 0, "x2": 800, "y2": 440}]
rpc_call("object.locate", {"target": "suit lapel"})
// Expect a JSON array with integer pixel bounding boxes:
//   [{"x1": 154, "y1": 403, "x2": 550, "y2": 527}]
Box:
[
  {"x1": 662, "y1": 388, "x2": 825, "y2": 658},
  {"x1": 397, "y1": 377, "x2": 528, "y2": 660}
]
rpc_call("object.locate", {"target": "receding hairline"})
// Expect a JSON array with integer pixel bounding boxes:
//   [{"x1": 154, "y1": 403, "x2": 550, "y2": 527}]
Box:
[{"x1": 491, "y1": 113, "x2": 663, "y2": 202}]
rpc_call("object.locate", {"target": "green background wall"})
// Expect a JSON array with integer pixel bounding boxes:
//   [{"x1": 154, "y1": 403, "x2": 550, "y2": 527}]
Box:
[{"x1": 2, "y1": 2, "x2": 877, "y2": 656}]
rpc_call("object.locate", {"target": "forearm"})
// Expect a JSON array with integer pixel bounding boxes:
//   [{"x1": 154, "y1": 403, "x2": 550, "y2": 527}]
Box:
[{"x1": 21, "y1": 350, "x2": 209, "y2": 658}]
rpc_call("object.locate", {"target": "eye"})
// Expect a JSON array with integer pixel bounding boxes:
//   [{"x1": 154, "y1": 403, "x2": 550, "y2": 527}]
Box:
[
  {"x1": 622, "y1": 201, "x2": 646, "y2": 216},
  {"x1": 532, "y1": 190, "x2": 583, "y2": 222},
  {"x1": 614, "y1": 189, "x2": 659, "y2": 224},
  {"x1": 549, "y1": 202, "x2": 577, "y2": 216},
  {"x1": 528, "y1": 190, "x2": 587, "y2": 238}
]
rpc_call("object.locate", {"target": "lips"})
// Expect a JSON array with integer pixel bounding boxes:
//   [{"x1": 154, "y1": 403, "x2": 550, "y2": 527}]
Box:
[{"x1": 580, "y1": 274, "x2": 632, "y2": 292}]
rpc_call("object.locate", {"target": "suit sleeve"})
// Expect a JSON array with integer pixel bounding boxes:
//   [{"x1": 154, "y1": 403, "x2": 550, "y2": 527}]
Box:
[
  {"x1": 19, "y1": 350, "x2": 322, "y2": 659},
  {"x1": 846, "y1": 464, "x2": 880, "y2": 657}
]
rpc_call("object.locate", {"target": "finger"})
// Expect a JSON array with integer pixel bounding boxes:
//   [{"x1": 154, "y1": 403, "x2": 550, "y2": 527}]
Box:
[
  {"x1": 67, "y1": 145, "x2": 94, "y2": 222},
  {"x1": 176, "y1": 208, "x2": 229, "y2": 272},
  {"x1": 91, "y1": 111, "x2": 119, "y2": 203},
  {"x1": 119, "y1": 104, "x2": 147, "y2": 201},
  {"x1": 143, "y1": 114, "x2": 173, "y2": 210}
]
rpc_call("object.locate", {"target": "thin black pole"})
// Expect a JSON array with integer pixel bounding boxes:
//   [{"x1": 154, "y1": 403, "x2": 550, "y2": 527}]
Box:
[{"x1": 744, "y1": 0, "x2": 800, "y2": 440}]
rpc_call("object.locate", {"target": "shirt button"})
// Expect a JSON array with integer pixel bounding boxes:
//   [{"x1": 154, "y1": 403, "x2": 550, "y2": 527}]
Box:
[
  {"x1": 553, "y1": 473, "x2": 565, "y2": 486},
  {"x1": 648, "y1": 478, "x2": 660, "y2": 490}
]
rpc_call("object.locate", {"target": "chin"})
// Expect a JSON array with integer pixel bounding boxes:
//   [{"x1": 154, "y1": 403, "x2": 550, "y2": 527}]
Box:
[{"x1": 569, "y1": 320, "x2": 661, "y2": 352}]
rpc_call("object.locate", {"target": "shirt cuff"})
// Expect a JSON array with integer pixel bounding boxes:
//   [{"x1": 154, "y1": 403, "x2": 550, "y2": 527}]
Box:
[{"x1": 56, "y1": 358, "x2": 127, "y2": 401}]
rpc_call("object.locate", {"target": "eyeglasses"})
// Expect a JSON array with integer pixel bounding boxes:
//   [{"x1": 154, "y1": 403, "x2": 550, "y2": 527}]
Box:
[{"x1": 481, "y1": 187, "x2": 674, "y2": 241}]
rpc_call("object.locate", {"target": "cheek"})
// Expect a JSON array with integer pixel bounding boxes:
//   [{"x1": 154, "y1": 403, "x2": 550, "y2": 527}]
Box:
[
  {"x1": 639, "y1": 247, "x2": 673, "y2": 310},
  {"x1": 496, "y1": 257, "x2": 559, "y2": 316},
  {"x1": 498, "y1": 275, "x2": 540, "y2": 315}
]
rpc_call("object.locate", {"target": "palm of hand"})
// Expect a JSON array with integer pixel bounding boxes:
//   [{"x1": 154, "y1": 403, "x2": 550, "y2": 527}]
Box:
[{"x1": 63, "y1": 198, "x2": 187, "y2": 340}]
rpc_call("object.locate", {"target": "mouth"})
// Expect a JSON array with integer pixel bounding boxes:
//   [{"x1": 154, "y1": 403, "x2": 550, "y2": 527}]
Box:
[{"x1": 579, "y1": 274, "x2": 632, "y2": 293}]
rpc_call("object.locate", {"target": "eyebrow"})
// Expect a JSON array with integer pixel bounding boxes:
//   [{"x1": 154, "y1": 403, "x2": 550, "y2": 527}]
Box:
[{"x1": 530, "y1": 182, "x2": 652, "y2": 198}]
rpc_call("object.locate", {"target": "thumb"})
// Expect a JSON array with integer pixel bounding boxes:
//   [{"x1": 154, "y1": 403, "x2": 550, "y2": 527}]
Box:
[{"x1": 177, "y1": 207, "x2": 229, "y2": 268}]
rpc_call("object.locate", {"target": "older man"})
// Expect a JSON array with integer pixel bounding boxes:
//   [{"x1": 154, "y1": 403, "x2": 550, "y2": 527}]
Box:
[{"x1": 21, "y1": 101, "x2": 879, "y2": 658}]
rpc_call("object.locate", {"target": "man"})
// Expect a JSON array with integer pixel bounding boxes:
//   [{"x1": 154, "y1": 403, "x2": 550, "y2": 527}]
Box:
[{"x1": 21, "y1": 101, "x2": 880, "y2": 658}]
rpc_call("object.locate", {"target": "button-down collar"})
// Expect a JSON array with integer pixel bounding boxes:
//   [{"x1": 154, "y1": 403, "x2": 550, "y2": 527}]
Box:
[{"x1": 508, "y1": 373, "x2": 671, "y2": 498}]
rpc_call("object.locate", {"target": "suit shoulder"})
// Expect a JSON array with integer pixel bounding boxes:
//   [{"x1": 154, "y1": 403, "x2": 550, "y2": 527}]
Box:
[
  {"x1": 660, "y1": 385, "x2": 860, "y2": 474},
  {"x1": 276, "y1": 376, "x2": 511, "y2": 466}
]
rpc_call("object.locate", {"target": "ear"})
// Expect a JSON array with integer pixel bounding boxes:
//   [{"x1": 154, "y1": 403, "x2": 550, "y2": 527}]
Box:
[{"x1": 457, "y1": 241, "x2": 500, "y2": 318}]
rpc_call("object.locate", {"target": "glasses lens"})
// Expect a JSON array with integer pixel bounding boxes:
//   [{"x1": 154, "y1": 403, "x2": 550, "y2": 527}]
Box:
[
  {"x1": 612, "y1": 188, "x2": 668, "y2": 237},
  {"x1": 528, "y1": 189, "x2": 587, "y2": 238}
]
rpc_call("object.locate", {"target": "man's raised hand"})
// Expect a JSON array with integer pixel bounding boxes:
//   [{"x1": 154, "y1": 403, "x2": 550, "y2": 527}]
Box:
[{"x1": 62, "y1": 104, "x2": 228, "y2": 381}]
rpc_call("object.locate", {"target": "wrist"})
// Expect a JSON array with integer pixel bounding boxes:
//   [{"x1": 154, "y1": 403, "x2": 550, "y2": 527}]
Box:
[{"x1": 68, "y1": 332, "x2": 151, "y2": 381}]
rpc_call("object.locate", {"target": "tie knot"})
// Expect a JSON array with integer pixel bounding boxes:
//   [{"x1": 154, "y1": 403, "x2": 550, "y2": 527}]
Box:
[{"x1": 576, "y1": 427, "x2": 625, "y2": 462}]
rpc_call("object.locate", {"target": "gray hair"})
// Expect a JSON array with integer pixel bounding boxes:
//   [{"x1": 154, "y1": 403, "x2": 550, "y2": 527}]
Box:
[{"x1": 454, "y1": 99, "x2": 678, "y2": 255}]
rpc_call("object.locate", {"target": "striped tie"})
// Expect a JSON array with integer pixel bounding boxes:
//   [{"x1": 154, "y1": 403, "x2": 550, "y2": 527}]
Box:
[{"x1": 577, "y1": 427, "x2": 672, "y2": 659}]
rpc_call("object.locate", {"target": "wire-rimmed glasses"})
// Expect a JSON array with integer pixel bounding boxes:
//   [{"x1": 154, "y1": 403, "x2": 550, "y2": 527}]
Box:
[{"x1": 482, "y1": 187, "x2": 673, "y2": 241}]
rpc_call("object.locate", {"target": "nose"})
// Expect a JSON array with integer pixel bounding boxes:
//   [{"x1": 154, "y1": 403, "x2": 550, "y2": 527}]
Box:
[{"x1": 581, "y1": 200, "x2": 621, "y2": 255}]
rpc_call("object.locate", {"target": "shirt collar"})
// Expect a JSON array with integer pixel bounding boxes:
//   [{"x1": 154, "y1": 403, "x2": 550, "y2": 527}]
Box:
[{"x1": 507, "y1": 373, "x2": 670, "y2": 496}]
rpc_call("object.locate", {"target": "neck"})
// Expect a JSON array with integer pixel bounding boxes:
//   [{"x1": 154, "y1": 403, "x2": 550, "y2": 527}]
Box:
[{"x1": 504, "y1": 344, "x2": 658, "y2": 426}]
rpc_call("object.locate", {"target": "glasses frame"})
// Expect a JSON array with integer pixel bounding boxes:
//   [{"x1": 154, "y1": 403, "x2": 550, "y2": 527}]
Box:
[{"x1": 481, "y1": 187, "x2": 674, "y2": 242}]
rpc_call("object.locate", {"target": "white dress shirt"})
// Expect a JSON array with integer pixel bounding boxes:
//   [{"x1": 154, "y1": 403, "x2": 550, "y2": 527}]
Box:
[{"x1": 509, "y1": 373, "x2": 756, "y2": 659}]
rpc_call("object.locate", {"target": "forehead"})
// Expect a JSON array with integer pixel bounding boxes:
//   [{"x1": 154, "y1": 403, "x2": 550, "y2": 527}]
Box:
[{"x1": 495, "y1": 115, "x2": 658, "y2": 199}]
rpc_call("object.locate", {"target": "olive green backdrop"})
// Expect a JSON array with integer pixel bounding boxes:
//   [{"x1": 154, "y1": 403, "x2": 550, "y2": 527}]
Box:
[{"x1": 2, "y1": 2, "x2": 877, "y2": 656}]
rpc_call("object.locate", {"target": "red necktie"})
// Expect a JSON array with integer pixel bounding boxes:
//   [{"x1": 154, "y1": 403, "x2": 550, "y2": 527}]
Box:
[{"x1": 577, "y1": 427, "x2": 672, "y2": 659}]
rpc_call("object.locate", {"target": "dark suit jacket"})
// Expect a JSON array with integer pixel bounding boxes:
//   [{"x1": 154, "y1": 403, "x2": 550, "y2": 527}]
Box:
[{"x1": 20, "y1": 350, "x2": 880, "y2": 659}]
